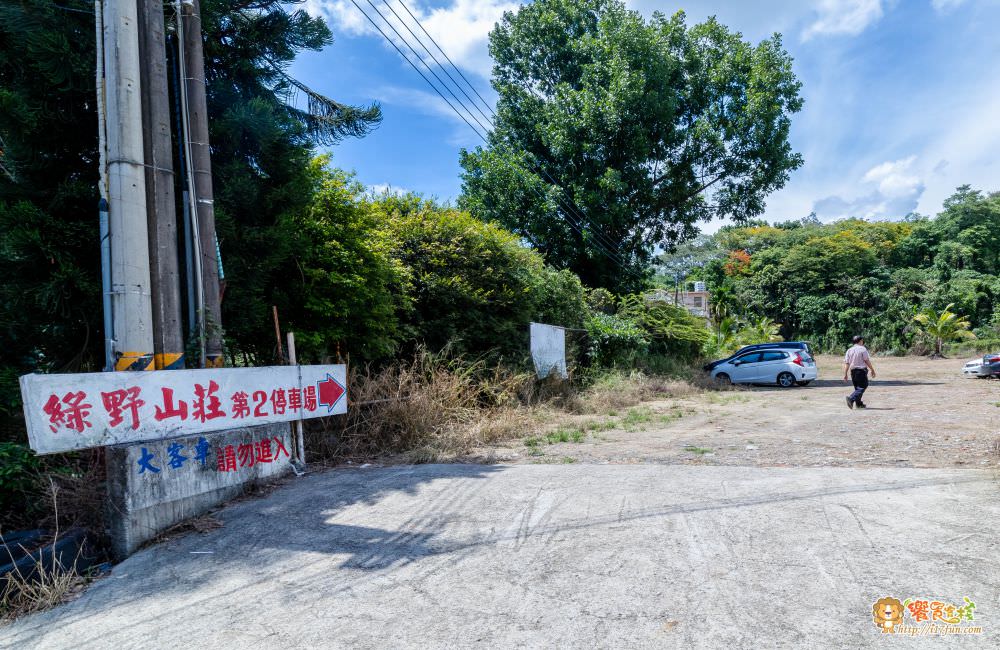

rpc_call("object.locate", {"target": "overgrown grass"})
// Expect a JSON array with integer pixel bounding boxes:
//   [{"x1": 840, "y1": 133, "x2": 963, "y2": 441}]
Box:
[
  {"x1": 1, "y1": 483, "x2": 89, "y2": 621},
  {"x1": 305, "y1": 348, "x2": 717, "y2": 464},
  {"x1": 568, "y1": 371, "x2": 712, "y2": 414},
  {"x1": 306, "y1": 347, "x2": 537, "y2": 463}
]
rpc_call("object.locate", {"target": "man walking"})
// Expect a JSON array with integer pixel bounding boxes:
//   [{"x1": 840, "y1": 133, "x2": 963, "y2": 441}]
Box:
[{"x1": 844, "y1": 335, "x2": 876, "y2": 409}]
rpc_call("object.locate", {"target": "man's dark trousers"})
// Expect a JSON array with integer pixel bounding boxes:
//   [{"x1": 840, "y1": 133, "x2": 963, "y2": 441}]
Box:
[{"x1": 849, "y1": 368, "x2": 869, "y2": 404}]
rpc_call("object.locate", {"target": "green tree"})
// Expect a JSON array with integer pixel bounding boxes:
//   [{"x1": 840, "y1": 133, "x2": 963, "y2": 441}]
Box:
[
  {"x1": 376, "y1": 197, "x2": 587, "y2": 359},
  {"x1": 0, "y1": 2, "x2": 104, "y2": 386},
  {"x1": 460, "y1": 0, "x2": 803, "y2": 292},
  {"x1": 276, "y1": 160, "x2": 408, "y2": 362},
  {"x1": 742, "y1": 316, "x2": 783, "y2": 345},
  {"x1": 912, "y1": 303, "x2": 975, "y2": 357},
  {"x1": 932, "y1": 186, "x2": 1000, "y2": 274},
  {"x1": 201, "y1": 0, "x2": 381, "y2": 363},
  {"x1": 618, "y1": 294, "x2": 710, "y2": 358},
  {"x1": 0, "y1": 1, "x2": 381, "y2": 375}
]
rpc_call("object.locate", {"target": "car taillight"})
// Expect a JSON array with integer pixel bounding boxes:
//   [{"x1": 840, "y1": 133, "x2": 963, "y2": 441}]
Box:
[{"x1": 792, "y1": 353, "x2": 804, "y2": 367}]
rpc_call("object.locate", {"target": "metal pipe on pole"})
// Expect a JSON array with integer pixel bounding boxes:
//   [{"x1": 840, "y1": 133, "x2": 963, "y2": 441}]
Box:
[
  {"x1": 102, "y1": 0, "x2": 155, "y2": 372},
  {"x1": 166, "y1": 33, "x2": 198, "y2": 342},
  {"x1": 138, "y1": 0, "x2": 185, "y2": 370},
  {"x1": 180, "y1": 0, "x2": 224, "y2": 368},
  {"x1": 95, "y1": 0, "x2": 115, "y2": 373},
  {"x1": 174, "y1": 1, "x2": 206, "y2": 367},
  {"x1": 286, "y1": 332, "x2": 306, "y2": 469}
]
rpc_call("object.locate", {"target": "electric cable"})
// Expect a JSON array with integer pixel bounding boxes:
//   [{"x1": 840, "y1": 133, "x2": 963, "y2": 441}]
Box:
[
  {"x1": 392, "y1": 0, "x2": 630, "y2": 258},
  {"x1": 357, "y1": 1, "x2": 643, "y2": 278}
]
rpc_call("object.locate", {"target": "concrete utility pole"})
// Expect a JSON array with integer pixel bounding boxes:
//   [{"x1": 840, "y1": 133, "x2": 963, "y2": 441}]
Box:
[
  {"x1": 103, "y1": 0, "x2": 155, "y2": 371},
  {"x1": 181, "y1": 0, "x2": 224, "y2": 368},
  {"x1": 138, "y1": 0, "x2": 185, "y2": 370}
]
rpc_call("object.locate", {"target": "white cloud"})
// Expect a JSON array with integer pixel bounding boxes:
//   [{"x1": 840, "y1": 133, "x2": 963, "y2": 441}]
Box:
[
  {"x1": 812, "y1": 156, "x2": 925, "y2": 219},
  {"x1": 862, "y1": 155, "x2": 923, "y2": 199},
  {"x1": 372, "y1": 84, "x2": 485, "y2": 146},
  {"x1": 305, "y1": 0, "x2": 515, "y2": 79},
  {"x1": 368, "y1": 182, "x2": 411, "y2": 197},
  {"x1": 373, "y1": 84, "x2": 454, "y2": 120},
  {"x1": 913, "y1": 81, "x2": 1000, "y2": 214},
  {"x1": 420, "y1": 0, "x2": 518, "y2": 78},
  {"x1": 802, "y1": 0, "x2": 884, "y2": 40}
]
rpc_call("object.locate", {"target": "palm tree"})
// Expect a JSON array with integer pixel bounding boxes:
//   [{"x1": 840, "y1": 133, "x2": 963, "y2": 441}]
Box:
[
  {"x1": 912, "y1": 303, "x2": 976, "y2": 357},
  {"x1": 704, "y1": 316, "x2": 741, "y2": 358},
  {"x1": 742, "y1": 316, "x2": 783, "y2": 345},
  {"x1": 709, "y1": 284, "x2": 739, "y2": 323}
]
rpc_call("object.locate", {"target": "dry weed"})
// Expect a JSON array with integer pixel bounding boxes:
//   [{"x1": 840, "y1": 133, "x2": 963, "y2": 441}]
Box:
[
  {"x1": 305, "y1": 348, "x2": 716, "y2": 463},
  {"x1": 1, "y1": 482, "x2": 89, "y2": 621},
  {"x1": 149, "y1": 514, "x2": 224, "y2": 545},
  {"x1": 37, "y1": 451, "x2": 106, "y2": 534},
  {"x1": 307, "y1": 347, "x2": 537, "y2": 462},
  {"x1": 572, "y1": 372, "x2": 713, "y2": 414}
]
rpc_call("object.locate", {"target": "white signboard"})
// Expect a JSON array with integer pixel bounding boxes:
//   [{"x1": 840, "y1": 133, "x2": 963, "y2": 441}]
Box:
[
  {"x1": 530, "y1": 322, "x2": 568, "y2": 379},
  {"x1": 20, "y1": 365, "x2": 347, "y2": 454}
]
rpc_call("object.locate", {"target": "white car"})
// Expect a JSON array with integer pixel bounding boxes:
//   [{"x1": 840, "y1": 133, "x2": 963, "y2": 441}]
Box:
[
  {"x1": 711, "y1": 348, "x2": 818, "y2": 387},
  {"x1": 962, "y1": 358, "x2": 990, "y2": 378}
]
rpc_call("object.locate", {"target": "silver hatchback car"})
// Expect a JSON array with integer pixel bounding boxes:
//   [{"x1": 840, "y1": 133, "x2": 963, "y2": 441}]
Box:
[{"x1": 711, "y1": 348, "x2": 818, "y2": 387}]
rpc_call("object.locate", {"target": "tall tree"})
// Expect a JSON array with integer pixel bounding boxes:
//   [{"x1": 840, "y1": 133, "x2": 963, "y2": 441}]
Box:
[
  {"x1": 460, "y1": 0, "x2": 803, "y2": 292},
  {"x1": 0, "y1": 0, "x2": 378, "y2": 411},
  {"x1": 0, "y1": 2, "x2": 102, "y2": 390},
  {"x1": 197, "y1": 0, "x2": 382, "y2": 363}
]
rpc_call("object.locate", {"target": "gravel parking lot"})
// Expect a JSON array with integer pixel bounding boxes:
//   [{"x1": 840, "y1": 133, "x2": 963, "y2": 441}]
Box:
[{"x1": 498, "y1": 355, "x2": 1000, "y2": 469}]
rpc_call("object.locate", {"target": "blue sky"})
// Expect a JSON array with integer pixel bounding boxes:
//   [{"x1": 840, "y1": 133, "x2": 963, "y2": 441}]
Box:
[{"x1": 292, "y1": 0, "x2": 1000, "y2": 231}]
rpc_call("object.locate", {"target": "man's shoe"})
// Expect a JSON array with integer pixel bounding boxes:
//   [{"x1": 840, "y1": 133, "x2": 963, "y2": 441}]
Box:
[
  {"x1": 856, "y1": 402, "x2": 867, "y2": 409},
  {"x1": 845, "y1": 396, "x2": 854, "y2": 410}
]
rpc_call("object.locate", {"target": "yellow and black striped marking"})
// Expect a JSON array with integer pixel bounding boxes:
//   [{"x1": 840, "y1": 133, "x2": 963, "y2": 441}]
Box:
[
  {"x1": 115, "y1": 352, "x2": 155, "y2": 372},
  {"x1": 154, "y1": 352, "x2": 185, "y2": 370},
  {"x1": 205, "y1": 354, "x2": 224, "y2": 369}
]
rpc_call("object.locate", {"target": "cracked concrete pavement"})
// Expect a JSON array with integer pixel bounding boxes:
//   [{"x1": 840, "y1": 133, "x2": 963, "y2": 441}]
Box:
[{"x1": 3, "y1": 463, "x2": 999, "y2": 649}]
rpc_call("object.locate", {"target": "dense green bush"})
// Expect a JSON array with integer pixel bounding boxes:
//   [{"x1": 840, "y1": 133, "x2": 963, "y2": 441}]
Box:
[
  {"x1": 375, "y1": 195, "x2": 587, "y2": 359},
  {"x1": 585, "y1": 312, "x2": 650, "y2": 367},
  {"x1": 585, "y1": 294, "x2": 710, "y2": 368},
  {"x1": 0, "y1": 442, "x2": 40, "y2": 526},
  {"x1": 277, "y1": 162, "x2": 409, "y2": 362}
]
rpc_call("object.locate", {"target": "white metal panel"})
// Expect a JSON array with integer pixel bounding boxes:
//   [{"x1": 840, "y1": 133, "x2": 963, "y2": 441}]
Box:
[{"x1": 530, "y1": 322, "x2": 568, "y2": 379}]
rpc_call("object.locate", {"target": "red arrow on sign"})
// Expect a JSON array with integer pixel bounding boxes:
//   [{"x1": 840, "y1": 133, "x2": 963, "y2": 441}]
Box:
[{"x1": 317, "y1": 374, "x2": 346, "y2": 412}]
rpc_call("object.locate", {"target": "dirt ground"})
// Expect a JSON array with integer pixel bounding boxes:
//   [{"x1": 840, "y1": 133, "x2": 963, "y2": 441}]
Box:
[{"x1": 488, "y1": 355, "x2": 1000, "y2": 469}]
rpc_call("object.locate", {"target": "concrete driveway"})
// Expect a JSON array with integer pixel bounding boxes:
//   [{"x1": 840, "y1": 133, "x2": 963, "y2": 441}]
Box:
[{"x1": 3, "y1": 464, "x2": 998, "y2": 649}]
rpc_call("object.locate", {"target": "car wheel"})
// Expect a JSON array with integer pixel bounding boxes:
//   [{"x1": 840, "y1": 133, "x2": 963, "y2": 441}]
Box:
[
  {"x1": 777, "y1": 372, "x2": 796, "y2": 388},
  {"x1": 796, "y1": 380, "x2": 812, "y2": 386},
  {"x1": 715, "y1": 373, "x2": 732, "y2": 385}
]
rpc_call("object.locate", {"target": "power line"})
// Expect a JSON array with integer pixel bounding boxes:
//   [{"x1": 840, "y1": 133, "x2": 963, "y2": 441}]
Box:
[
  {"x1": 396, "y1": 0, "x2": 495, "y2": 119},
  {"x1": 349, "y1": 0, "x2": 614, "y2": 263},
  {"x1": 348, "y1": 0, "x2": 487, "y2": 142},
  {"x1": 389, "y1": 1, "x2": 627, "y2": 260},
  {"x1": 383, "y1": 1, "x2": 638, "y2": 273},
  {"x1": 365, "y1": 0, "x2": 494, "y2": 138},
  {"x1": 381, "y1": 0, "x2": 493, "y2": 128}
]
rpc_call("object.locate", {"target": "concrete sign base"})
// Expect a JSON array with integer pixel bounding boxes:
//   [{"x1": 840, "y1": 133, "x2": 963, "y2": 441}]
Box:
[{"x1": 105, "y1": 423, "x2": 293, "y2": 559}]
